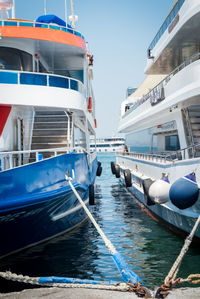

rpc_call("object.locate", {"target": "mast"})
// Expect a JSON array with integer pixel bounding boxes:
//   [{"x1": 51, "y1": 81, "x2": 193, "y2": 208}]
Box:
[
  {"x1": 65, "y1": 0, "x2": 67, "y2": 26},
  {"x1": 44, "y1": 0, "x2": 47, "y2": 15},
  {"x1": 11, "y1": 0, "x2": 15, "y2": 18},
  {"x1": 70, "y1": 0, "x2": 75, "y2": 29}
]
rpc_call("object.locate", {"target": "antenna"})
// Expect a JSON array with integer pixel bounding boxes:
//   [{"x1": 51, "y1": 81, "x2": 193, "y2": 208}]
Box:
[
  {"x1": 65, "y1": 0, "x2": 67, "y2": 26},
  {"x1": 11, "y1": 0, "x2": 15, "y2": 18},
  {"x1": 70, "y1": 0, "x2": 75, "y2": 29},
  {"x1": 44, "y1": 0, "x2": 47, "y2": 15}
]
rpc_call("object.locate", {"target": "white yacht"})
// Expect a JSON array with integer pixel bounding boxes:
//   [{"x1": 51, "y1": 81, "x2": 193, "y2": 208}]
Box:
[
  {"x1": 90, "y1": 137, "x2": 125, "y2": 153},
  {"x1": 115, "y1": 0, "x2": 200, "y2": 241}
]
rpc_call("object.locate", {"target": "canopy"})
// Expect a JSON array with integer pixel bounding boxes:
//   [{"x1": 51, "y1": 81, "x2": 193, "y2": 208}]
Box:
[{"x1": 36, "y1": 14, "x2": 67, "y2": 27}]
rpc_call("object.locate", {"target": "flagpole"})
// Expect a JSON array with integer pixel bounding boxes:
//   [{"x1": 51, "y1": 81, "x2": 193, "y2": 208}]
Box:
[
  {"x1": 65, "y1": 0, "x2": 67, "y2": 26},
  {"x1": 44, "y1": 0, "x2": 47, "y2": 15},
  {"x1": 70, "y1": 0, "x2": 75, "y2": 29},
  {"x1": 12, "y1": 0, "x2": 15, "y2": 19}
]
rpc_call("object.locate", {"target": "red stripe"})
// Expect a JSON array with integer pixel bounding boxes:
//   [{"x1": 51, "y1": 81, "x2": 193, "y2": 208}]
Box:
[{"x1": 0, "y1": 105, "x2": 11, "y2": 136}]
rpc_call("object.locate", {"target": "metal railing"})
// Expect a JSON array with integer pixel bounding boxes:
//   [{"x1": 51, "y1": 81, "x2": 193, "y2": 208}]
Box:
[
  {"x1": 0, "y1": 69, "x2": 85, "y2": 95},
  {"x1": 118, "y1": 142, "x2": 200, "y2": 164},
  {"x1": 0, "y1": 146, "x2": 89, "y2": 172},
  {"x1": 123, "y1": 52, "x2": 200, "y2": 118},
  {"x1": 0, "y1": 19, "x2": 85, "y2": 40},
  {"x1": 148, "y1": 0, "x2": 185, "y2": 53}
]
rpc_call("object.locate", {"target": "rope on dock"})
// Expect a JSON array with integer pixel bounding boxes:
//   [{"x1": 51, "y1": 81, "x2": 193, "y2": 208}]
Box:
[
  {"x1": 0, "y1": 271, "x2": 130, "y2": 291},
  {"x1": 154, "y1": 215, "x2": 200, "y2": 298},
  {"x1": 164, "y1": 215, "x2": 200, "y2": 285}
]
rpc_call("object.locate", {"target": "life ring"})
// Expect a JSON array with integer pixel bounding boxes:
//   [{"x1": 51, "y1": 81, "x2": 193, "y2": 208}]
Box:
[
  {"x1": 89, "y1": 184, "x2": 95, "y2": 205},
  {"x1": 110, "y1": 161, "x2": 116, "y2": 174},
  {"x1": 115, "y1": 164, "x2": 120, "y2": 178},
  {"x1": 124, "y1": 169, "x2": 132, "y2": 187},
  {"x1": 96, "y1": 165, "x2": 102, "y2": 176}
]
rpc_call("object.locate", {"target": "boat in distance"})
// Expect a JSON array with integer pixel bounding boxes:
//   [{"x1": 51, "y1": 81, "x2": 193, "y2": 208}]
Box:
[
  {"x1": 90, "y1": 137, "x2": 125, "y2": 153},
  {"x1": 0, "y1": 0, "x2": 101, "y2": 259},
  {"x1": 114, "y1": 0, "x2": 200, "y2": 241}
]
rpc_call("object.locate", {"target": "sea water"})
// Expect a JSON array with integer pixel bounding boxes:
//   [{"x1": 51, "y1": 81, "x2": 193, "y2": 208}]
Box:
[{"x1": 0, "y1": 153, "x2": 199, "y2": 292}]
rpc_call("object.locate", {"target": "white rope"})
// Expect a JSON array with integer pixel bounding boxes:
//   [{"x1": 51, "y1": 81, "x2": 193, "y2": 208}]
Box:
[
  {"x1": 0, "y1": 271, "x2": 129, "y2": 291},
  {"x1": 164, "y1": 215, "x2": 200, "y2": 284},
  {"x1": 65, "y1": 175, "x2": 117, "y2": 255}
]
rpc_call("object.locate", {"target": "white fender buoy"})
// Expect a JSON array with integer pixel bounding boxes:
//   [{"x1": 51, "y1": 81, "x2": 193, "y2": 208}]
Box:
[
  {"x1": 149, "y1": 176, "x2": 170, "y2": 204},
  {"x1": 169, "y1": 173, "x2": 199, "y2": 210}
]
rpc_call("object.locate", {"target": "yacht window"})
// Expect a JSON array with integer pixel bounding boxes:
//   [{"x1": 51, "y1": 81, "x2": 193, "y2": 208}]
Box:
[
  {"x1": 0, "y1": 47, "x2": 33, "y2": 71},
  {"x1": 165, "y1": 135, "x2": 180, "y2": 151},
  {"x1": 0, "y1": 47, "x2": 22, "y2": 70}
]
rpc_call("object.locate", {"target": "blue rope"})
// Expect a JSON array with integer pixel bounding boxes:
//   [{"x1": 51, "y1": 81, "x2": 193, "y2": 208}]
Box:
[
  {"x1": 112, "y1": 252, "x2": 142, "y2": 284},
  {"x1": 38, "y1": 276, "x2": 114, "y2": 285}
]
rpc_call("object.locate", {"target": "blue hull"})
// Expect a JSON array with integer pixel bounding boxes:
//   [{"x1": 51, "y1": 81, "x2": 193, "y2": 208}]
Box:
[{"x1": 0, "y1": 153, "x2": 97, "y2": 258}]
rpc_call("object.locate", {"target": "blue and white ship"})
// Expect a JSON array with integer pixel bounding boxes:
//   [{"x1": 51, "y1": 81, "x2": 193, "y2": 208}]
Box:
[
  {"x1": 116, "y1": 0, "x2": 200, "y2": 241},
  {"x1": 0, "y1": 0, "x2": 99, "y2": 258}
]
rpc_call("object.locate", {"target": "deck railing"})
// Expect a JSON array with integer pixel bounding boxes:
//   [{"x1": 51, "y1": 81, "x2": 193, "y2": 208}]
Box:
[
  {"x1": 0, "y1": 19, "x2": 85, "y2": 40},
  {"x1": 0, "y1": 146, "x2": 88, "y2": 171},
  {"x1": 148, "y1": 0, "x2": 185, "y2": 54},
  {"x1": 123, "y1": 52, "x2": 200, "y2": 118},
  {"x1": 118, "y1": 142, "x2": 200, "y2": 164},
  {"x1": 0, "y1": 69, "x2": 84, "y2": 95}
]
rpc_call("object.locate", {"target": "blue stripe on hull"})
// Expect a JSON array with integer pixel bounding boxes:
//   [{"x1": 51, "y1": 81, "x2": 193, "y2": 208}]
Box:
[{"x1": 0, "y1": 153, "x2": 98, "y2": 258}]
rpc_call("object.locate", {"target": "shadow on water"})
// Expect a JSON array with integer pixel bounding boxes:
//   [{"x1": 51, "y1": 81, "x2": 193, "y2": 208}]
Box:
[{"x1": 0, "y1": 153, "x2": 200, "y2": 292}]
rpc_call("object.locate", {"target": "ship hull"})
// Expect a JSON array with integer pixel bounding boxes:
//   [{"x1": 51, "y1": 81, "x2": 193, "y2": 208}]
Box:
[
  {"x1": 0, "y1": 152, "x2": 97, "y2": 259},
  {"x1": 120, "y1": 177, "x2": 200, "y2": 242}
]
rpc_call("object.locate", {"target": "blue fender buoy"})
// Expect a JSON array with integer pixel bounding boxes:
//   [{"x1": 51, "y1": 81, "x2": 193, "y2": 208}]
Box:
[{"x1": 169, "y1": 173, "x2": 199, "y2": 209}]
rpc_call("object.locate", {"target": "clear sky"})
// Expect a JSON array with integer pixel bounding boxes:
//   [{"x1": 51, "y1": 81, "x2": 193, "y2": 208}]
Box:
[{"x1": 14, "y1": 0, "x2": 175, "y2": 138}]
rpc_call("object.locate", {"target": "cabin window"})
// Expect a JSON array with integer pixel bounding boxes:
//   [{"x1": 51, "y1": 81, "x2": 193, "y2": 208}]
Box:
[
  {"x1": 165, "y1": 135, "x2": 180, "y2": 151},
  {"x1": 0, "y1": 47, "x2": 33, "y2": 71}
]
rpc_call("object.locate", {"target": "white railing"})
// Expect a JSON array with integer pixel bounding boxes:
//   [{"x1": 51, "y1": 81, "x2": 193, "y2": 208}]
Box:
[
  {"x1": 118, "y1": 142, "x2": 200, "y2": 164},
  {"x1": 0, "y1": 19, "x2": 85, "y2": 40},
  {"x1": 0, "y1": 146, "x2": 89, "y2": 171},
  {"x1": 123, "y1": 52, "x2": 200, "y2": 118}
]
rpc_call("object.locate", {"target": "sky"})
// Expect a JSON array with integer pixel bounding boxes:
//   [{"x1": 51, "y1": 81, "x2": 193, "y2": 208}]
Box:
[{"x1": 14, "y1": 0, "x2": 175, "y2": 138}]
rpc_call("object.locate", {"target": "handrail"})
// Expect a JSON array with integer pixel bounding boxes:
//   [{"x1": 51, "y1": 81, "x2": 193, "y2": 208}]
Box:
[
  {"x1": 123, "y1": 52, "x2": 200, "y2": 118},
  {"x1": 0, "y1": 19, "x2": 85, "y2": 40},
  {"x1": 0, "y1": 146, "x2": 88, "y2": 171},
  {"x1": 118, "y1": 142, "x2": 200, "y2": 163},
  {"x1": 148, "y1": 0, "x2": 185, "y2": 54},
  {"x1": 0, "y1": 69, "x2": 85, "y2": 95}
]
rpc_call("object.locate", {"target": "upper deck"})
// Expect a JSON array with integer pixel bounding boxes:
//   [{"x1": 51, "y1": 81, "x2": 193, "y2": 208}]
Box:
[
  {"x1": 145, "y1": 0, "x2": 200, "y2": 74},
  {"x1": 0, "y1": 19, "x2": 87, "y2": 75}
]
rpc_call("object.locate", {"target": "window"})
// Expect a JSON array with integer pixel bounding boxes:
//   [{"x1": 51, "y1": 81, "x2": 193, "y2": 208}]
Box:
[
  {"x1": 0, "y1": 47, "x2": 33, "y2": 71},
  {"x1": 165, "y1": 135, "x2": 180, "y2": 151}
]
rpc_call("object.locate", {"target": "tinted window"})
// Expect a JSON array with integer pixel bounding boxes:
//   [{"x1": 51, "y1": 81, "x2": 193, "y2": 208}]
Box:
[
  {"x1": 165, "y1": 135, "x2": 180, "y2": 151},
  {"x1": 0, "y1": 47, "x2": 33, "y2": 71}
]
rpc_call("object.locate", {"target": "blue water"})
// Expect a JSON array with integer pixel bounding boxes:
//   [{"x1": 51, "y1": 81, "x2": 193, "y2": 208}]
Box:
[{"x1": 0, "y1": 153, "x2": 199, "y2": 293}]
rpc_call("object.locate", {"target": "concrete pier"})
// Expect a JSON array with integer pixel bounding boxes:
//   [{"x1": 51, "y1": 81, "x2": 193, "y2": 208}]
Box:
[{"x1": 0, "y1": 287, "x2": 200, "y2": 298}]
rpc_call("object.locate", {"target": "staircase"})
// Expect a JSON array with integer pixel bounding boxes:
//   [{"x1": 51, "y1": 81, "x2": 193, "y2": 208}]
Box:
[
  {"x1": 31, "y1": 110, "x2": 71, "y2": 160},
  {"x1": 182, "y1": 106, "x2": 200, "y2": 157}
]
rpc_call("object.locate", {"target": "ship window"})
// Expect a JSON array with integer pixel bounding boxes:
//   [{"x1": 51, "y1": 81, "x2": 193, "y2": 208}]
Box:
[
  {"x1": 0, "y1": 47, "x2": 33, "y2": 71},
  {"x1": 0, "y1": 47, "x2": 22, "y2": 70},
  {"x1": 165, "y1": 135, "x2": 180, "y2": 151}
]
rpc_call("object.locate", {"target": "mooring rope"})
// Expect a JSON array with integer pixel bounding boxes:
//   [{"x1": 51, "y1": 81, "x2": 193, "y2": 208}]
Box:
[
  {"x1": 164, "y1": 215, "x2": 200, "y2": 285},
  {"x1": 0, "y1": 271, "x2": 130, "y2": 291},
  {"x1": 65, "y1": 175, "x2": 142, "y2": 285}
]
